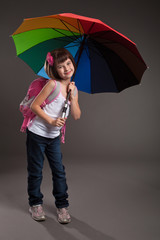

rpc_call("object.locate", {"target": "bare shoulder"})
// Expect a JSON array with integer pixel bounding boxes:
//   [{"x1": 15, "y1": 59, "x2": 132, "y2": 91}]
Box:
[
  {"x1": 48, "y1": 79, "x2": 56, "y2": 88},
  {"x1": 44, "y1": 79, "x2": 56, "y2": 92}
]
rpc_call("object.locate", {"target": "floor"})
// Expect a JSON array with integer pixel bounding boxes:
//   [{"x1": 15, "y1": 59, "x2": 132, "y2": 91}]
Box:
[{"x1": 0, "y1": 156, "x2": 160, "y2": 240}]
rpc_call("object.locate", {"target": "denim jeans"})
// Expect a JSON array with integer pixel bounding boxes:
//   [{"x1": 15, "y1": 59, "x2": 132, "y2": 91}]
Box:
[{"x1": 26, "y1": 129, "x2": 69, "y2": 208}]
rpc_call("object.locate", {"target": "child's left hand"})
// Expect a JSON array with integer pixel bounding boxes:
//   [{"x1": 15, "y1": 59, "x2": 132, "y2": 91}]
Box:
[{"x1": 68, "y1": 82, "x2": 76, "y2": 100}]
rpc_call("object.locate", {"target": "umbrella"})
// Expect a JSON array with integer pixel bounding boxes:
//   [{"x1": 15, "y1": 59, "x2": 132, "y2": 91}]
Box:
[{"x1": 12, "y1": 13, "x2": 147, "y2": 92}]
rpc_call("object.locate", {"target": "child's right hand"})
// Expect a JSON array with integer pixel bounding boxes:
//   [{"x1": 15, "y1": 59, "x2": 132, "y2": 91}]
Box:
[{"x1": 51, "y1": 118, "x2": 66, "y2": 127}]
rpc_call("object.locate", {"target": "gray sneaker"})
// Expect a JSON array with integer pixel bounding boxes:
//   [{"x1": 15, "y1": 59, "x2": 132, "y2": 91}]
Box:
[
  {"x1": 29, "y1": 205, "x2": 46, "y2": 221},
  {"x1": 57, "y1": 207, "x2": 71, "y2": 224}
]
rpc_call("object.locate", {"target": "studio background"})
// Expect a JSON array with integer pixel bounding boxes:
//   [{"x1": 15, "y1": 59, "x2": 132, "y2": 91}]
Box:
[
  {"x1": 0, "y1": 1, "x2": 160, "y2": 240},
  {"x1": 1, "y1": 0, "x2": 159, "y2": 162}
]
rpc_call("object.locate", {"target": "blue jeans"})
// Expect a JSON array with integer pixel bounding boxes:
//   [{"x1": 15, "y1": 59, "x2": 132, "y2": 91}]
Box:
[{"x1": 26, "y1": 129, "x2": 69, "y2": 208}]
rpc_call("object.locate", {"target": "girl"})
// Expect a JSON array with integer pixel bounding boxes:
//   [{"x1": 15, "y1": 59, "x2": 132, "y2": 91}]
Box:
[{"x1": 26, "y1": 48, "x2": 81, "y2": 223}]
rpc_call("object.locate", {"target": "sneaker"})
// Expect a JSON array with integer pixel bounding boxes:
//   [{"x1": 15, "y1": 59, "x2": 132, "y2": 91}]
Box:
[
  {"x1": 29, "y1": 204, "x2": 46, "y2": 221},
  {"x1": 57, "y1": 207, "x2": 71, "y2": 224}
]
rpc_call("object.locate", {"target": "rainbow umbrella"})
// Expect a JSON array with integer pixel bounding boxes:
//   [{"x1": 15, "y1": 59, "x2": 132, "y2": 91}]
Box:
[{"x1": 12, "y1": 13, "x2": 147, "y2": 94}]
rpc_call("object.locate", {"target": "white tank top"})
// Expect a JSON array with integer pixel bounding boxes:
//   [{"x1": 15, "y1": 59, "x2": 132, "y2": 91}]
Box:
[{"x1": 28, "y1": 92, "x2": 70, "y2": 138}]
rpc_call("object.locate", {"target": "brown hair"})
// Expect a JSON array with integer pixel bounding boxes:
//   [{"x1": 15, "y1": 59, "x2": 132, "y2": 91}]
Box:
[{"x1": 45, "y1": 48, "x2": 76, "y2": 79}]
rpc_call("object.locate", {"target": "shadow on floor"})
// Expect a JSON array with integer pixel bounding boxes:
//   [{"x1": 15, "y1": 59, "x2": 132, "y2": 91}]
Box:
[
  {"x1": 41, "y1": 204, "x2": 116, "y2": 240},
  {"x1": 40, "y1": 216, "x2": 116, "y2": 240}
]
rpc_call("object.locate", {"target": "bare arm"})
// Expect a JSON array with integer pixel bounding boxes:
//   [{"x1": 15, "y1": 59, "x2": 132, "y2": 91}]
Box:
[
  {"x1": 30, "y1": 80, "x2": 65, "y2": 127},
  {"x1": 68, "y1": 82, "x2": 81, "y2": 120}
]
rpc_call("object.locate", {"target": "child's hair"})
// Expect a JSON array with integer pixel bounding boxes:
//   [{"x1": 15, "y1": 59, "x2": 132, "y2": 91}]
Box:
[{"x1": 45, "y1": 48, "x2": 76, "y2": 79}]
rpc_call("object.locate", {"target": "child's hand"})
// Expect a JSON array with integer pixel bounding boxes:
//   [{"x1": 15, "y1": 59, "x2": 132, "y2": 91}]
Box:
[
  {"x1": 68, "y1": 82, "x2": 76, "y2": 100},
  {"x1": 51, "y1": 118, "x2": 66, "y2": 127}
]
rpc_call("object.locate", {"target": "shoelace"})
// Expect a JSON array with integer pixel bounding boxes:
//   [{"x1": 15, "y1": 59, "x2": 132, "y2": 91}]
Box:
[
  {"x1": 59, "y1": 208, "x2": 69, "y2": 218},
  {"x1": 33, "y1": 206, "x2": 43, "y2": 216}
]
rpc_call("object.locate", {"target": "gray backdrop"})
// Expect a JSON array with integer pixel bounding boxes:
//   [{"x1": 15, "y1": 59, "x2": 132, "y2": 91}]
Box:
[
  {"x1": 1, "y1": 1, "x2": 160, "y2": 239},
  {"x1": 1, "y1": 0, "x2": 159, "y2": 162}
]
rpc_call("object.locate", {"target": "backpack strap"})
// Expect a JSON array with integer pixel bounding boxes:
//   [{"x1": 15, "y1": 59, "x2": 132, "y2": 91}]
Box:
[
  {"x1": 45, "y1": 80, "x2": 61, "y2": 104},
  {"x1": 46, "y1": 80, "x2": 77, "y2": 104}
]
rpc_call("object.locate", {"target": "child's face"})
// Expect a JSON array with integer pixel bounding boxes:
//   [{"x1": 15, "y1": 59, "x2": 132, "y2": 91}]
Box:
[{"x1": 56, "y1": 58, "x2": 75, "y2": 81}]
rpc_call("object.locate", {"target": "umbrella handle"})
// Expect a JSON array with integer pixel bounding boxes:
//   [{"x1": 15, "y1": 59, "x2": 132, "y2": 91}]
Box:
[{"x1": 62, "y1": 89, "x2": 71, "y2": 118}]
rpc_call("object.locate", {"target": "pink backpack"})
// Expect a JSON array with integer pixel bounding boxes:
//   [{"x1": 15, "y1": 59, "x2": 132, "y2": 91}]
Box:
[{"x1": 19, "y1": 77, "x2": 64, "y2": 138}]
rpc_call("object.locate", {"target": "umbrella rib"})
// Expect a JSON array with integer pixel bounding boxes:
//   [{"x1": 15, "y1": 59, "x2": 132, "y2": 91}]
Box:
[
  {"x1": 52, "y1": 28, "x2": 80, "y2": 42},
  {"x1": 51, "y1": 35, "x2": 79, "y2": 44},
  {"x1": 77, "y1": 19, "x2": 83, "y2": 40},
  {"x1": 90, "y1": 30, "x2": 110, "y2": 38},
  {"x1": 83, "y1": 46, "x2": 90, "y2": 60},
  {"x1": 59, "y1": 19, "x2": 81, "y2": 42},
  {"x1": 87, "y1": 43, "x2": 104, "y2": 59},
  {"x1": 65, "y1": 43, "x2": 81, "y2": 48},
  {"x1": 92, "y1": 40, "x2": 121, "y2": 45},
  {"x1": 90, "y1": 30, "x2": 134, "y2": 46},
  {"x1": 87, "y1": 22, "x2": 95, "y2": 35}
]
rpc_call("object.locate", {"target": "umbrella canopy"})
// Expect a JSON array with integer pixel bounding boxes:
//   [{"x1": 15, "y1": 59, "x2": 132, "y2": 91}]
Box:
[{"x1": 12, "y1": 13, "x2": 147, "y2": 93}]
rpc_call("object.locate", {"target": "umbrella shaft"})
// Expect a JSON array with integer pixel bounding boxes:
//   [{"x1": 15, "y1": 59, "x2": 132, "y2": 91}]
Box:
[
  {"x1": 62, "y1": 35, "x2": 86, "y2": 118},
  {"x1": 62, "y1": 90, "x2": 71, "y2": 118},
  {"x1": 75, "y1": 34, "x2": 87, "y2": 73}
]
